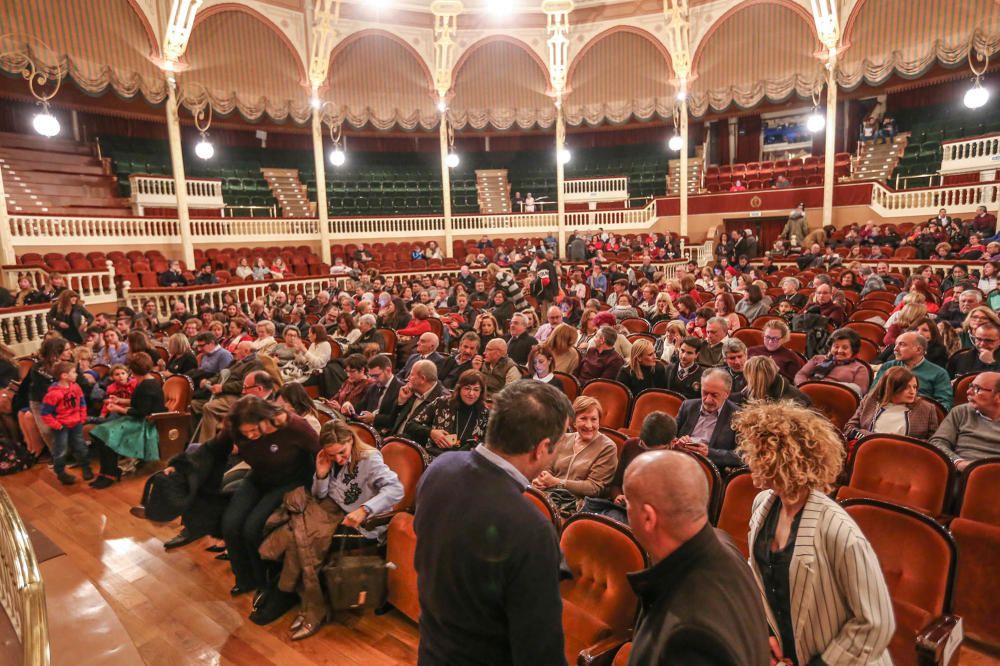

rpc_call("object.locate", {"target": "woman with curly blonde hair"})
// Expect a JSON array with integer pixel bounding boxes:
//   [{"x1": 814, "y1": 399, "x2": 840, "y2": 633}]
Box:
[{"x1": 734, "y1": 402, "x2": 895, "y2": 666}]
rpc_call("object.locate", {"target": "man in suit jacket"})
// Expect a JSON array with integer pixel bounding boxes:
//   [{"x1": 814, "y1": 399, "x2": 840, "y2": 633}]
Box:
[
  {"x1": 624, "y1": 450, "x2": 770, "y2": 665},
  {"x1": 397, "y1": 332, "x2": 445, "y2": 380},
  {"x1": 414, "y1": 381, "x2": 574, "y2": 666},
  {"x1": 664, "y1": 337, "x2": 704, "y2": 399},
  {"x1": 673, "y1": 369, "x2": 741, "y2": 470},
  {"x1": 385, "y1": 360, "x2": 448, "y2": 436},
  {"x1": 349, "y1": 355, "x2": 401, "y2": 433}
]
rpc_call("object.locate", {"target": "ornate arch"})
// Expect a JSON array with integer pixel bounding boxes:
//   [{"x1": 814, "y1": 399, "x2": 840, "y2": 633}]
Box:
[
  {"x1": 564, "y1": 26, "x2": 675, "y2": 126},
  {"x1": 450, "y1": 35, "x2": 550, "y2": 91},
  {"x1": 688, "y1": 0, "x2": 822, "y2": 116},
  {"x1": 123, "y1": 0, "x2": 161, "y2": 58},
  {"x1": 191, "y1": 3, "x2": 306, "y2": 82},
  {"x1": 328, "y1": 29, "x2": 434, "y2": 93},
  {"x1": 449, "y1": 36, "x2": 555, "y2": 130}
]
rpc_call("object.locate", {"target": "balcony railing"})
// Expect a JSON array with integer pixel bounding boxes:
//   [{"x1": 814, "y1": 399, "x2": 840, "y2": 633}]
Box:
[
  {"x1": 129, "y1": 174, "x2": 225, "y2": 216},
  {"x1": 7, "y1": 200, "x2": 660, "y2": 250},
  {"x1": 563, "y1": 176, "x2": 630, "y2": 208},
  {"x1": 0, "y1": 485, "x2": 50, "y2": 666},
  {"x1": 940, "y1": 133, "x2": 1000, "y2": 175},
  {"x1": 870, "y1": 181, "x2": 999, "y2": 217},
  {"x1": 1, "y1": 262, "x2": 118, "y2": 307}
]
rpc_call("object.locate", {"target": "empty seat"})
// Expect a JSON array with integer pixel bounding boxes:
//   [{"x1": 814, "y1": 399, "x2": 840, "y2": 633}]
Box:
[
  {"x1": 581, "y1": 379, "x2": 632, "y2": 431},
  {"x1": 951, "y1": 459, "x2": 1000, "y2": 646}
]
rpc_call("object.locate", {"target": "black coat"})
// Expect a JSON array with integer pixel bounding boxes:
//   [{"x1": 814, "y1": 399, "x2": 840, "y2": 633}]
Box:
[
  {"x1": 615, "y1": 363, "x2": 670, "y2": 396},
  {"x1": 675, "y1": 399, "x2": 741, "y2": 469},
  {"x1": 627, "y1": 524, "x2": 770, "y2": 666}
]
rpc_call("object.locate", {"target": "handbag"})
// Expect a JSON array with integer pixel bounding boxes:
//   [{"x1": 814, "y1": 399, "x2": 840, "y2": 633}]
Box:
[{"x1": 321, "y1": 535, "x2": 393, "y2": 611}]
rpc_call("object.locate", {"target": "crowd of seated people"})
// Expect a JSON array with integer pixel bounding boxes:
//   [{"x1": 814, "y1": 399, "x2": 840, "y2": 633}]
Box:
[{"x1": 1, "y1": 222, "x2": 998, "y2": 655}]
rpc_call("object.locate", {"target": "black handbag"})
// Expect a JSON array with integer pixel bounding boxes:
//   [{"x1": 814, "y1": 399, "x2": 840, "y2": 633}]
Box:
[{"x1": 321, "y1": 535, "x2": 393, "y2": 611}]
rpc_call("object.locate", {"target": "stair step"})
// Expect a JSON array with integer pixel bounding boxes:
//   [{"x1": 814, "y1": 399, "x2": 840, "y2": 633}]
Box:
[{"x1": 0, "y1": 131, "x2": 94, "y2": 156}]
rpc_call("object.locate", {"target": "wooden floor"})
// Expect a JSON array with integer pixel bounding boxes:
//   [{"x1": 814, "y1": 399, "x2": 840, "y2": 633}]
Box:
[
  {"x1": 5, "y1": 463, "x2": 999, "y2": 666},
  {"x1": 5, "y1": 463, "x2": 419, "y2": 666}
]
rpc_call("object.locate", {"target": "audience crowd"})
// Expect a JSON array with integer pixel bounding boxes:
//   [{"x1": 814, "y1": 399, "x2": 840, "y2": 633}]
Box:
[{"x1": 2, "y1": 219, "x2": 998, "y2": 662}]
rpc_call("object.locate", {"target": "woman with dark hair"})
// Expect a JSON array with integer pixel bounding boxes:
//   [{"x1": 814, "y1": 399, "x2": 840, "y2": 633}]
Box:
[
  {"x1": 224, "y1": 316, "x2": 253, "y2": 352},
  {"x1": 844, "y1": 365, "x2": 940, "y2": 441},
  {"x1": 379, "y1": 296, "x2": 410, "y2": 330},
  {"x1": 473, "y1": 312, "x2": 500, "y2": 353},
  {"x1": 221, "y1": 396, "x2": 320, "y2": 606},
  {"x1": 290, "y1": 324, "x2": 332, "y2": 376},
  {"x1": 675, "y1": 295, "x2": 698, "y2": 325},
  {"x1": 325, "y1": 353, "x2": 372, "y2": 415},
  {"x1": 839, "y1": 270, "x2": 862, "y2": 293},
  {"x1": 714, "y1": 292, "x2": 741, "y2": 330},
  {"x1": 735, "y1": 284, "x2": 771, "y2": 321},
  {"x1": 528, "y1": 346, "x2": 567, "y2": 393},
  {"x1": 89, "y1": 352, "x2": 166, "y2": 489},
  {"x1": 276, "y1": 382, "x2": 323, "y2": 433},
  {"x1": 560, "y1": 295, "x2": 583, "y2": 327},
  {"x1": 127, "y1": 330, "x2": 159, "y2": 361},
  {"x1": 411, "y1": 369, "x2": 491, "y2": 457},
  {"x1": 332, "y1": 312, "x2": 360, "y2": 349},
  {"x1": 46, "y1": 290, "x2": 93, "y2": 344},
  {"x1": 488, "y1": 290, "x2": 515, "y2": 330},
  {"x1": 795, "y1": 328, "x2": 871, "y2": 394},
  {"x1": 911, "y1": 316, "x2": 950, "y2": 368}
]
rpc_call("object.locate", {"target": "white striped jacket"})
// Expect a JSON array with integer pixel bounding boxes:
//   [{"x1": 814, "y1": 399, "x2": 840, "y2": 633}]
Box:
[{"x1": 748, "y1": 490, "x2": 896, "y2": 666}]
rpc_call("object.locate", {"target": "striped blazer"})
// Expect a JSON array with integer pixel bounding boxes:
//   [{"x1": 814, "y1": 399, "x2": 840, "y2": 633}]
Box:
[{"x1": 748, "y1": 490, "x2": 895, "y2": 666}]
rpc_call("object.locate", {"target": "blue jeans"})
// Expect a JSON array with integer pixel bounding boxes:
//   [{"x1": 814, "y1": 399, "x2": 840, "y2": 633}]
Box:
[{"x1": 52, "y1": 423, "x2": 89, "y2": 474}]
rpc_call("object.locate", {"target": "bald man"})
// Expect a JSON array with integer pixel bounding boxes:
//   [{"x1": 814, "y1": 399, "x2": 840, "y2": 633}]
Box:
[
  {"x1": 398, "y1": 331, "x2": 444, "y2": 380},
  {"x1": 624, "y1": 451, "x2": 769, "y2": 666},
  {"x1": 480, "y1": 338, "x2": 521, "y2": 398}
]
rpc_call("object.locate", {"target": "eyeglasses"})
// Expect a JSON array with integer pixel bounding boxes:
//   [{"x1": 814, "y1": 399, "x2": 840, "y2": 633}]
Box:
[
  {"x1": 969, "y1": 384, "x2": 998, "y2": 395},
  {"x1": 242, "y1": 384, "x2": 260, "y2": 393},
  {"x1": 763, "y1": 335, "x2": 782, "y2": 343},
  {"x1": 971, "y1": 336, "x2": 999, "y2": 345}
]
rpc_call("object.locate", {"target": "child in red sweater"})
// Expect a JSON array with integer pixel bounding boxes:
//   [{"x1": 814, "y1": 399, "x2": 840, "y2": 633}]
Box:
[
  {"x1": 41, "y1": 361, "x2": 92, "y2": 485},
  {"x1": 100, "y1": 364, "x2": 136, "y2": 420}
]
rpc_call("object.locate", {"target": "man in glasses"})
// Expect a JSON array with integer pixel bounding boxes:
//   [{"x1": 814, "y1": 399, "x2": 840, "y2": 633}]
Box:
[
  {"x1": 947, "y1": 322, "x2": 1000, "y2": 377},
  {"x1": 930, "y1": 372, "x2": 1000, "y2": 470}
]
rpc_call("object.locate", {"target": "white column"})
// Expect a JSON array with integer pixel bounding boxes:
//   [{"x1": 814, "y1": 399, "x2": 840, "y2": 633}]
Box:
[
  {"x1": 311, "y1": 110, "x2": 332, "y2": 265},
  {"x1": 165, "y1": 82, "x2": 195, "y2": 269},
  {"x1": 439, "y1": 115, "x2": 454, "y2": 259},
  {"x1": 822, "y1": 69, "x2": 837, "y2": 229},
  {"x1": 555, "y1": 108, "x2": 567, "y2": 258},
  {"x1": 679, "y1": 104, "x2": 689, "y2": 239},
  {"x1": 0, "y1": 164, "x2": 14, "y2": 265}
]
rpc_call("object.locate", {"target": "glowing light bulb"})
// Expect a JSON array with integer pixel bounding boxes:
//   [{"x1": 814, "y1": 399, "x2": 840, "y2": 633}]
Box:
[
  {"x1": 446, "y1": 151, "x2": 460, "y2": 168},
  {"x1": 195, "y1": 138, "x2": 214, "y2": 160},
  {"x1": 807, "y1": 112, "x2": 826, "y2": 133},
  {"x1": 558, "y1": 148, "x2": 571, "y2": 165},
  {"x1": 668, "y1": 134, "x2": 683, "y2": 151},
  {"x1": 33, "y1": 111, "x2": 60, "y2": 137},
  {"x1": 329, "y1": 147, "x2": 346, "y2": 166},
  {"x1": 965, "y1": 83, "x2": 989, "y2": 109}
]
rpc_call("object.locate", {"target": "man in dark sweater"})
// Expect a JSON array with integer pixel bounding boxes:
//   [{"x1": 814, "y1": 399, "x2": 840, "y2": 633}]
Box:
[
  {"x1": 624, "y1": 450, "x2": 769, "y2": 665},
  {"x1": 506, "y1": 313, "x2": 537, "y2": 366},
  {"x1": 414, "y1": 381, "x2": 575, "y2": 666}
]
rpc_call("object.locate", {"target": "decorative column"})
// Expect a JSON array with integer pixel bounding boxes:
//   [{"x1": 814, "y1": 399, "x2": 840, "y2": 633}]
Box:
[
  {"x1": 664, "y1": 0, "x2": 692, "y2": 238},
  {"x1": 543, "y1": 0, "x2": 574, "y2": 259},
  {"x1": 311, "y1": 107, "x2": 332, "y2": 264},
  {"x1": 811, "y1": 0, "x2": 840, "y2": 229},
  {"x1": 161, "y1": 0, "x2": 203, "y2": 269},
  {"x1": 0, "y1": 165, "x2": 14, "y2": 265},
  {"x1": 308, "y1": 0, "x2": 342, "y2": 265},
  {"x1": 165, "y1": 79, "x2": 195, "y2": 269},
  {"x1": 432, "y1": 1, "x2": 463, "y2": 259}
]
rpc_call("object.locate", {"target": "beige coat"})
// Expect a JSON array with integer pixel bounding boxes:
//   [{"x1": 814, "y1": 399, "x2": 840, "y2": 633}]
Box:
[{"x1": 748, "y1": 490, "x2": 895, "y2": 666}]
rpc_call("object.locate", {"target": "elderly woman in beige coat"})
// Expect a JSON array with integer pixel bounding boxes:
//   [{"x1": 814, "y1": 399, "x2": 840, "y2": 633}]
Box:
[{"x1": 735, "y1": 401, "x2": 895, "y2": 666}]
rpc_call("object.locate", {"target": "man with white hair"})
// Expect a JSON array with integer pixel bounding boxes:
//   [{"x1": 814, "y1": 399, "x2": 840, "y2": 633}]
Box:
[
  {"x1": 346, "y1": 313, "x2": 385, "y2": 356},
  {"x1": 390, "y1": 359, "x2": 448, "y2": 436},
  {"x1": 398, "y1": 332, "x2": 443, "y2": 380},
  {"x1": 624, "y1": 450, "x2": 769, "y2": 664},
  {"x1": 696, "y1": 317, "x2": 729, "y2": 368},
  {"x1": 534, "y1": 306, "x2": 563, "y2": 344}
]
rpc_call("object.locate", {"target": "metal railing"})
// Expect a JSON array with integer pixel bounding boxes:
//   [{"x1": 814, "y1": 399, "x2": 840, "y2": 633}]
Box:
[{"x1": 0, "y1": 485, "x2": 49, "y2": 666}]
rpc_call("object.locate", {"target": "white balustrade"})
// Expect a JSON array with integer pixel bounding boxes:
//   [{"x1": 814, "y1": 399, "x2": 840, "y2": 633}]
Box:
[
  {"x1": 8, "y1": 215, "x2": 180, "y2": 247},
  {"x1": 191, "y1": 218, "x2": 319, "y2": 243},
  {"x1": 870, "y1": 182, "x2": 999, "y2": 217},
  {"x1": 123, "y1": 275, "x2": 340, "y2": 319},
  {"x1": 129, "y1": 174, "x2": 225, "y2": 215},
  {"x1": 0, "y1": 305, "x2": 51, "y2": 356},
  {"x1": 563, "y1": 176, "x2": 630, "y2": 209},
  {"x1": 940, "y1": 134, "x2": 1000, "y2": 175},
  {"x1": 1, "y1": 261, "x2": 118, "y2": 307}
]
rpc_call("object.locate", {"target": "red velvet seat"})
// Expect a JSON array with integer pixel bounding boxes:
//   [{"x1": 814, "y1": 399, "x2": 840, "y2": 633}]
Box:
[
  {"x1": 836, "y1": 434, "x2": 955, "y2": 516},
  {"x1": 797, "y1": 381, "x2": 860, "y2": 430},
  {"x1": 951, "y1": 459, "x2": 1000, "y2": 647},
  {"x1": 581, "y1": 379, "x2": 632, "y2": 430},
  {"x1": 624, "y1": 388, "x2": 685, "y2": 436},
  {"x1": 842, "y1": 499, "x2": 960, "y2": 666},
  {"x1": 715, "y1": 469, "x2": 757, "y2": 558}
]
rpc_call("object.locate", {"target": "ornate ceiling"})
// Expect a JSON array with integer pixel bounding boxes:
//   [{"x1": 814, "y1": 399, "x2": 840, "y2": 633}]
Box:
[{"x1": 2, "y1": 0, "x2": 998, "y2": 129}]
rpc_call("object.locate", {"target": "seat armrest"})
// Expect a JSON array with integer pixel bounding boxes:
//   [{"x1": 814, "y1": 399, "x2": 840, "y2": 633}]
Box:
[
  {"x1": 916, "y1": 615, "x2": 963, "y2": 666},
  {"x1": 577, "y1": 636, "x2": 628, "y2": 666},
  {"x1": 362, "y1": 509, "x2": 401, "y2": 531}
]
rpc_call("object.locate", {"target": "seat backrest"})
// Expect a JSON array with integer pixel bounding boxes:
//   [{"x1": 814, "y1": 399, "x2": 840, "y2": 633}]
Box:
[
  {"x1": 681, "y1": 450, "x2": 723, "y2": 522},
  {"x1": 161, "y1": 375, "x2": 192, "y2": 413},
  {"x1": 846, "y1": 321, "x2": 886, "y2": 344},
  {"x1": 553, "y1": 371, "x2": 580, "y2": 401},
  {"x1": 620, "y1": 318, "x2": 650, "y2": 333},
  {"x1": 349, "y1": 420, "x2": 382, "y2": 450},
  {"x1": 838, "y1": 435, "x2": 954, "y2": 515},
  {"x1": 951, "y1": 372, "x2": 978, "y2": 407},
  {"x1": 581, "y1": 379, "x2": 631, "y2": 430},
  {"x1": 716, "y1": 469, "x2": 757, "y2": 557},
  {"x1": 560, "y1": 514, "x2": 646, "y2": 645},
  {"x1": 377, "y1": 328, "x2": 397, "y2": 355},
  {"x1": 378, "y1": 437, "x2": 426, "y2": 513},
  {"x1": 797, "y1": 381, "x2": 860, "y2": 430},
  {"x1": 733, "y1": 327, "x2": 764, "y2": 348},
  {"x1": 842, "y1": 499, "x2": 955, "y2": 625},
  {"x1": 599, "y1": 427, "x2": 628, "y2": 459},
  {"x1": 958, "y1": 459, "x2": 1000, "y2": 525},
  {"x1": 627, "y1": 389, "x2": 685, "y2": 429},
  {"x1": 523, "y1": 487, "x2": 560, "y2": 531}
]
